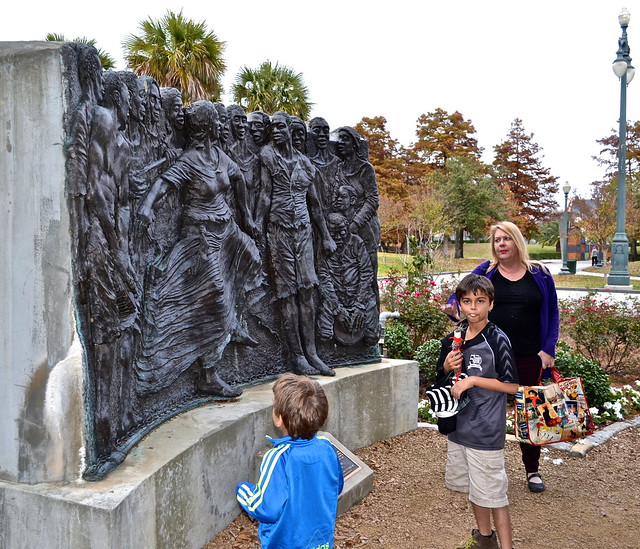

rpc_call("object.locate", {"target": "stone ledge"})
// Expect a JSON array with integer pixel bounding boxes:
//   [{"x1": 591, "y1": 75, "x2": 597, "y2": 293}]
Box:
[{"x1": 0, "y1": 359, "x2": 417, "y2": 549}]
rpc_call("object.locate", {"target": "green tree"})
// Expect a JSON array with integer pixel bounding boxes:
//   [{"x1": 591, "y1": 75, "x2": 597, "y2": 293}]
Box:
[
  {"x1": 369, "y1": 109, "x2": 483, "y2": 253},
  {"x1": 535, "y1": 218, "x2": 561, "y2": 251},
  {"x1": 231, "y1": 60, "x2": 312, "y2": 118},
  {"x1": 492, "y1": 118, "x2": 559, "y2": 238},
  {"x1": 123, "y1": 9, "x2": 226, "y2": 103},
  {"x1": 430, "y1": 157, "x2": 512, "y2": 258},
  {"x1": 406, "y1": 187, "x2": 451, "y2": 257},
  {"x1": 46, "y1": 33, "x2": 115, "y2": 70}
]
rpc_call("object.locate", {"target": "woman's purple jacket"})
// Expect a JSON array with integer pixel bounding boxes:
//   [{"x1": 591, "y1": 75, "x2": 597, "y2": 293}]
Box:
[{"x1": 447, "y1": 260, "x2": 560, "y2": 357}]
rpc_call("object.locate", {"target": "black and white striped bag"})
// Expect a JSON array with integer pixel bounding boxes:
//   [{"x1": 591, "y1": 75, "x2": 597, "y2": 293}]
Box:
[{"x1": 425, "y1": 371, "x2": 470, "y2": 434}]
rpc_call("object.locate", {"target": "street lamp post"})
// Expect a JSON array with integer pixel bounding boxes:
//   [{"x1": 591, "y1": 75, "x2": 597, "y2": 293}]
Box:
[
  {"x1": 608, "y1": 7, "x2": 635, "y2": 288},
  {"x1": 559, "y1": 182, "x2": 571, "y2": 275}
]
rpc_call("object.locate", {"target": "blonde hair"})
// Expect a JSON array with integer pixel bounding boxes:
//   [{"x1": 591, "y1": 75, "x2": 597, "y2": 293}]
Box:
[{"x1": 488, "y1": 221, "x2": 548, "y2": 273}]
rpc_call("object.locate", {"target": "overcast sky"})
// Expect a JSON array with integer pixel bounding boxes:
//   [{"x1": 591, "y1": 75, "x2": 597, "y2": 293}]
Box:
[{"x1": 3, "y1": 1, "x2": 638, "y2": 203}]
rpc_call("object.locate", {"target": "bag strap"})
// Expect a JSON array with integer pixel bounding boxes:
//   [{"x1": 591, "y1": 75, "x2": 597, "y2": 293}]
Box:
[{"x1": 538, "y1": 366, "x2": 563, "y2": 384}]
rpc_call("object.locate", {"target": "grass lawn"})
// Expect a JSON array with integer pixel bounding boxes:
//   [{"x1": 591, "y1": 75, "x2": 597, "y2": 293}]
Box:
[
  {"x1": 552, "y1": 274, "x2": 640, "y2": 290},
  {"x1": 378, "y1": 246, "x2": 640, "y2": 290},
  {"x1": 378, "y1": 242, "x2": 553, "y2": 278},
  {"x1": 571, "y1": 262, "x2": 640, "y2": 290},
  {"x1": 377, "y1": 252, "x2": 482, "y2": 277}
]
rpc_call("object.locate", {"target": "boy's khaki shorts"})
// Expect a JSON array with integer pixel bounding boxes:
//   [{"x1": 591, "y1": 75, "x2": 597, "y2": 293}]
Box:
[{"x1": 445, "y1": 440, "x2": 509, "y2": 508}]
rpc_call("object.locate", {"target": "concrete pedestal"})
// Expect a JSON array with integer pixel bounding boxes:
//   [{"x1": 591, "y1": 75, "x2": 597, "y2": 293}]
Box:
[{"x1": 0, "y1": 359, "x2": 417, "y2": 549}]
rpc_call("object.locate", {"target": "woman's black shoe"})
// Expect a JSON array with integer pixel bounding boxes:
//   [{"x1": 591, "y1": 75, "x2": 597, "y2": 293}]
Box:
[{"x1": 527, "y1": 472, "x2": 545, "y2": 493}]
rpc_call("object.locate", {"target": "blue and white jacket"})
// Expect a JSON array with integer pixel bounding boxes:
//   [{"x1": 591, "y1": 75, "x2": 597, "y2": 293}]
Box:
[{"x1": 236, "y1": 433, "x2": 344, "y2": 549}]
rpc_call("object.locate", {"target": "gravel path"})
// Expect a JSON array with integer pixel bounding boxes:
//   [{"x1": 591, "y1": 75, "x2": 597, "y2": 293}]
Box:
[{"x1": 205, "y1": 424, "x2": 640, "y2": 548}]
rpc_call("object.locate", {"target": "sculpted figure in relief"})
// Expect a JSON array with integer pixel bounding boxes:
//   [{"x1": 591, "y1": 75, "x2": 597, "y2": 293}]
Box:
[
  {"x1": 255, "y1": 111, "x2": 337, "y2": 377},
  {"x1": 135, "y1": 101, "x2": 262, "y2": 398}
]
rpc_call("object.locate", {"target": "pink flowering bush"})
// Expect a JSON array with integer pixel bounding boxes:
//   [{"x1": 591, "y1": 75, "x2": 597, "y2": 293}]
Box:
[
  {"x1": 559, "y1": 293, "x2": 640, "y2": 374},
  {"x1": 380, "y1": 274, "x2": 455, "y2": 351}
]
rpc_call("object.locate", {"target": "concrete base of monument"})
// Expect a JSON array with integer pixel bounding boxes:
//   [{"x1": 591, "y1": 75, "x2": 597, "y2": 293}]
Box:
[{"x1": 0, "y1": 359, "x2": 417, "y2": 549}]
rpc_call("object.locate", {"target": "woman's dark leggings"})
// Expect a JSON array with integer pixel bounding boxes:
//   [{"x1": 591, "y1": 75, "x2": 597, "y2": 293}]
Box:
[{"x1": 516, "y1": 355, "x2": 543, "y2": 474}]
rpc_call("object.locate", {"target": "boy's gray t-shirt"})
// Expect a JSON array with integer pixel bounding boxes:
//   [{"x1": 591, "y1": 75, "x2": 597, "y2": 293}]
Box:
[{"x1": 448, "y1": 322, "x2": 519, "y2": 450}]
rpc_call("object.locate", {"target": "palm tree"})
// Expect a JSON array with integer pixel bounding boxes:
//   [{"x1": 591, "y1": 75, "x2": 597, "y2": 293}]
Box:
[
  {"x1": 46, "y1": 33, "x2": 115, "y2": 70},
  {"x1": 122, "y1": 10, "x2": 226, "y2": 104},
  {"x1": 231, "y1": 60, "x2": 313, "y2": 119},
  {"x1": 536, "y1": 219, "x2": 561, "y2": 250}
]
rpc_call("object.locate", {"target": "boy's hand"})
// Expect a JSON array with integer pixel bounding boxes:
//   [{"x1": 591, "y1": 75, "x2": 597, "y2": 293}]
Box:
[
  {"x1": 451, "y1": 376, "x2": 473, "y2": 399},
  {"x1": 444, "y1": 349, "x2": 463, "y2": 374}
]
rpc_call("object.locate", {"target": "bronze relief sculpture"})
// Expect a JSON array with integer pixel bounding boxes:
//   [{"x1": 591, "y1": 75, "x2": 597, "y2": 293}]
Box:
[{"x1": 67, "y1": 46, "x2": 380, "y2": 479}]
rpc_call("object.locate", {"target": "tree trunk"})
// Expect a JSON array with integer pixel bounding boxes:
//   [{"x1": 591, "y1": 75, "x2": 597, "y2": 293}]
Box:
[
  {"x1": 454, "y1": 228, "x2": 464, "y2": 259},
  {"x1": 401, "y1": 230, "x2": 410, "y2": 254},
  {"x1": 631, "y1": 238, "x2": 638, "y2": 262}
]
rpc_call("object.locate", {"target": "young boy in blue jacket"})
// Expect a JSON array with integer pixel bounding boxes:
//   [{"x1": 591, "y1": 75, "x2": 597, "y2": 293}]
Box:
[{"x1": 236, "y1": 373, "x2": 344, "y2": 548}]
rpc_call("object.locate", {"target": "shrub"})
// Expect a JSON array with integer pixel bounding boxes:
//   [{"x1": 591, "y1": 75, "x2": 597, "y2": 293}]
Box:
[
  {"x1": 379, "y1": 276, "x2": 455, "y2": 351},
  {"x1": 413, "y1": 339, "x2": 442, "y2": 384},
  {"x1": 596, "y1": 383, "x2": 640, "y2": 423},
  {"x1": 559, "y1": 293, "x2": 640, "y2": 374},
  {"x1": 384, "y1": 319, "x2": 412, "y2": 360},
  {"x1": 554, "y1": 342, "x2": 613, "y2": 411},
  {"x1": 528, "y1": 251, "x2": 560, "y2": 260},
  {"x1": 417, "y1": 400, "x2": 436, "y2": 422}
]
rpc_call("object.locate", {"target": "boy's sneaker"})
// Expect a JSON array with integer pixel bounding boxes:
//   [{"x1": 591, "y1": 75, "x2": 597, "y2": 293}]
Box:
[{"x1": 454, "y1": 528, "x2": 499, "y2": 549}]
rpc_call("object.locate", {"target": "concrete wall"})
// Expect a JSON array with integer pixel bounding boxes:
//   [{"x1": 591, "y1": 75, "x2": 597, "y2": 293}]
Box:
[
  {"x1": 0, "y1": 42, "x2": 83, "y2": 483},
  {"x1": 0, "y1": 360, "x2": 418, "y2": 549}
]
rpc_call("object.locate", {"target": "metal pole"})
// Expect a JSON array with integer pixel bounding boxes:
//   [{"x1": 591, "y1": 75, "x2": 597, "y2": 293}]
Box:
[
  {"x1": 608, "y1": 15, "x2": 631, "y2": 287},
  {"x1": 559, "y1": 190, "x2": 570, "y2": 274}
]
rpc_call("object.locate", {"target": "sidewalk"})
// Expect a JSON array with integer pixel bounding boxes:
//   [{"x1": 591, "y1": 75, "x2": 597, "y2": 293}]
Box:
[
  {"x1": 542, "y1": 258, "x2": 640, "y2": 279},
  {"x1": 431, "y1": 259, "x2": 640, "y2": 296},
  {"x1": 541, "y1": 259, "x2": 640, "y2": 299}
]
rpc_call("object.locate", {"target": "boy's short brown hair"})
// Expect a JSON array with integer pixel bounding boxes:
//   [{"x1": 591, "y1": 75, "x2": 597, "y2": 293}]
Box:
[
  {"x1": 272, "y1": 373, "x2": 329, "y2": 439},
  {"x1": 455, "y1": 274, "x2": 495, "y2": 302}
]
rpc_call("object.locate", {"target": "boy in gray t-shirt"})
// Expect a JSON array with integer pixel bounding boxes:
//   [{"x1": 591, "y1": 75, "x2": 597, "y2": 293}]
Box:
[{"x1": 436, "y1": 274, "x2": 519, "y2": 549}]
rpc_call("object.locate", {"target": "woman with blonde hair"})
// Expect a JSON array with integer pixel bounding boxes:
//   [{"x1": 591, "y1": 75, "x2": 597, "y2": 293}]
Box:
[{"x1": 443, "y1": 220, "x2": 559, "y2": 493}]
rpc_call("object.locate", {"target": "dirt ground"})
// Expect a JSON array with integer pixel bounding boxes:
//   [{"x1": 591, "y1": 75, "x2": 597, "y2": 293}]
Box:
[{"x1": 204, "y1": 425, "x2": 640, "y2": 549}]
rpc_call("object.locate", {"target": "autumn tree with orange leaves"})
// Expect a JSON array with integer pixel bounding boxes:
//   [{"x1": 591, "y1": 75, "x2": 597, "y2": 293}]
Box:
[{"x1": 492, "y1": 118, "x2": 559, "y2": 238}]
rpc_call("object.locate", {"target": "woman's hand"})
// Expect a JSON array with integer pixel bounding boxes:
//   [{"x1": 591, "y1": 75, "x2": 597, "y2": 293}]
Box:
[
  {"x1": 440, "y1": 303, "x2": 460, "y2": 321},
  {"x1": 538, "y1": 350, "x2": 555, "y2": 369}
]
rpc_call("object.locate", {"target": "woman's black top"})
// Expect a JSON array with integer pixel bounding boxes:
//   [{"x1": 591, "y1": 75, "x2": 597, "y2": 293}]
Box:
[{"x1": 489, "y1": 269, "x2": 542, "y2": 357}]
